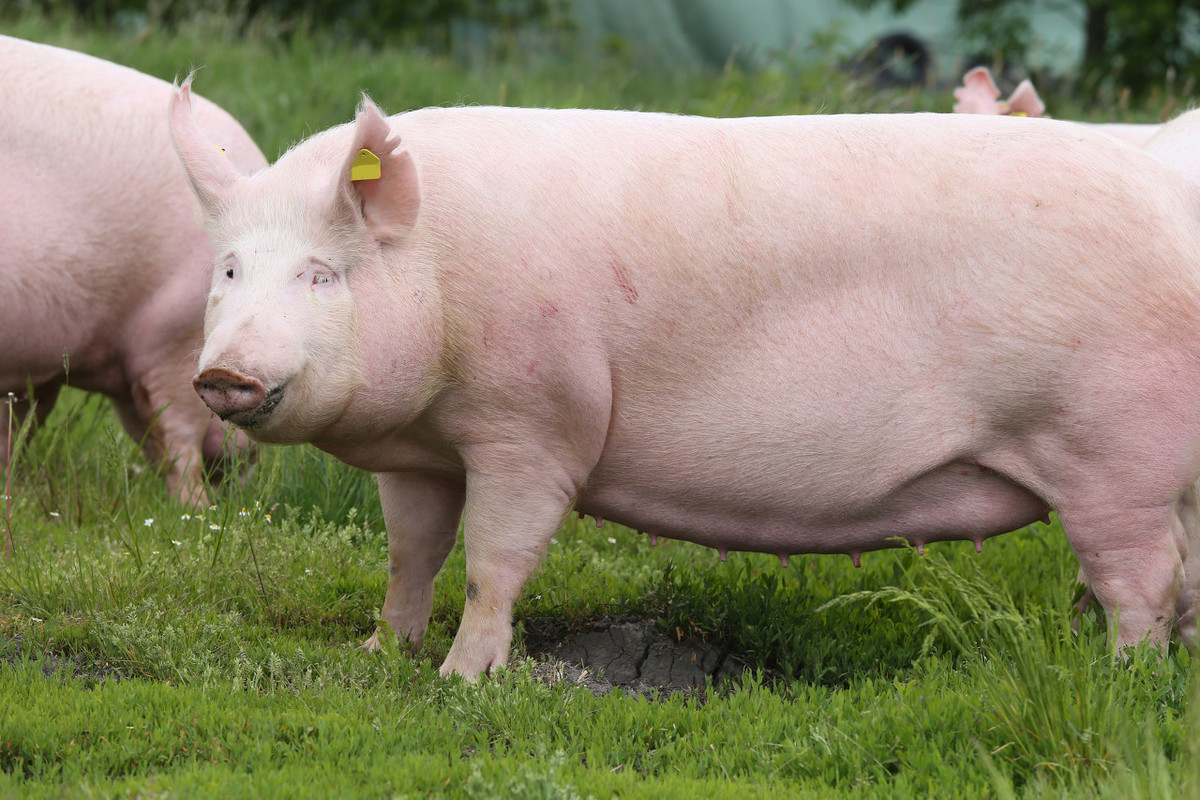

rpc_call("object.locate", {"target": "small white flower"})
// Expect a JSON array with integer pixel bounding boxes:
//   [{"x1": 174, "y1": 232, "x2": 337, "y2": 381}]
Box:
[
  {"x1": 239, "y1": 508, "x2": 249, "y2": 517},
  {"x1": 209, "y1": 524, "x2": 220, "y2": 531},
  {"x1": 304, "y1": 568, "x2": 312, "y2": 574},
  {"x1": 143, "y1": 518, "x2": 154, "y2": 527},
  {"x1": 30, "y1": 617, "x2": 43, "y2": 623},
  {"x1": 49, "y1": 511, "x2": 60, "y2": 518},
  {"x1": 181, "y1": 514, "x2": 191, "y2": 521},
  {"x1": 209, "y1": 505, "x2": 217, "y2": 511},
  {"x1": 172, "y1": 540, "x2": 182, "y2": 547},
  {"x1": 265, "y1": 514, "x2": 273, "y2": 523},
  {"x1": 607, "y1": 537, "x2": 617, "y2": 544},
  {"x1": 151, "y1": 550, "x2": 158, "y2": 555},
  {"x1": 254, "y1": 501, "x2": 262, "y2": 509}
]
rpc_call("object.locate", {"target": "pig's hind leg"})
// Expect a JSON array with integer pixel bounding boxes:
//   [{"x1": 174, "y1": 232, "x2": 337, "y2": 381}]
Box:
[
  {"x1": 364, "y1": 471, "x2": 465, "y2": 653},
  {"x1": 1172, "y1": 481, "x2": 1200, "y2": 646},
  {"x1": 1060, "y1": 501, "x2": 1183, "y2": 652}
]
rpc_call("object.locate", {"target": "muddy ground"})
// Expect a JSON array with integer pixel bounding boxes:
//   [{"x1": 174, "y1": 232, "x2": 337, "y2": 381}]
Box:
[{"x1": 524, "y1": 615, "x2": 757, "y2": 698}]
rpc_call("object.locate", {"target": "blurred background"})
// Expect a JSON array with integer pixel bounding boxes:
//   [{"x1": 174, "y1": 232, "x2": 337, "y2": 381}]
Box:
[{"x1": 6, "y1": 0, "x2": 1199, "y2": 106}]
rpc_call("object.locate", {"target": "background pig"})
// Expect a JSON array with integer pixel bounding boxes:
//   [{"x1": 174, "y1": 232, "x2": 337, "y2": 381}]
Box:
[
  {"x1": 174, "y1": 83, "x2": 1200, "y2": 679},
  {"x1": 0, "y1": 36, "x2": 266, "y2": 506},
  {"x1": 953, "y1": 66, "x2": 1163, "y2": 146}
]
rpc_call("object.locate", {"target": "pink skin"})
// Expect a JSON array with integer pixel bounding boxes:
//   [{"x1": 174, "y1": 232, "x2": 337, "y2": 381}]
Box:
[
  {"x1": 175, "y1": 85, "x2": 1200, "y2": 679},
  {"x1": 0, "y1": 36, "x2": 265, "y2": 506},
  {"x1": 953, "y1": 66, "x2": 1162, "y2": 146},
  {"x1": 1144, "y1": 110, "x2": 1200, "y2": 186},
  {"x1": 957, "y1": 67, "x2": 1200, "y2": 637}
]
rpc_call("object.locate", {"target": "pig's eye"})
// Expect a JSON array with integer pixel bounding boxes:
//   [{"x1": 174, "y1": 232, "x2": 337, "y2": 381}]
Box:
[
  {"x1": 225, "y1": 266, "x2": 235, "y2": 279},
  {"x1": 312, "y1": 273, "x2": 333, "y2": 285}
]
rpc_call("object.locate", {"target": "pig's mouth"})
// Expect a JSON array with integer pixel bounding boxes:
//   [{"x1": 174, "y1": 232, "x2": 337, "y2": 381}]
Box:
[{"x1": 224, "y1": 384, "x2": 284, "y2": 429}]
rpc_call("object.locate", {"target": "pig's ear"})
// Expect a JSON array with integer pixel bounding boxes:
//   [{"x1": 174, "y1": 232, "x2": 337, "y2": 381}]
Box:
[
  {"x1": 952, "y1": 67, "x2": 1001, "y2": 114},
  {"x1": 331, "y1": 96, "x2": 420, "y2": 243},
  {"x1": 169, "y1": 77, "x2": 245, "y2": 217},
  {"x1": 1006, "y1": 79, "x2": 1046, "y2": 118}
]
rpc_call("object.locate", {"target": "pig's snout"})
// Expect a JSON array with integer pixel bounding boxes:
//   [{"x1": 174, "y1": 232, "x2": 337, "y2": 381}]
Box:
[{"x1": 193, "y1": 368, "x2": 278, "y2": 426}]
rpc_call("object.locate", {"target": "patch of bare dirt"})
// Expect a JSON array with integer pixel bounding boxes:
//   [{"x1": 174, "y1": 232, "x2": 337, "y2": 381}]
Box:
[{"x1": 523, "y1": 616, "x2": 753, "y2": 698}]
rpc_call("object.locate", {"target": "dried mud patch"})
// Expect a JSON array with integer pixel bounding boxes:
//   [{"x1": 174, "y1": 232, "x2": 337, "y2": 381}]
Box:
[{"x1": 523, "y1": 615, "x2": 759, "y2": 698}]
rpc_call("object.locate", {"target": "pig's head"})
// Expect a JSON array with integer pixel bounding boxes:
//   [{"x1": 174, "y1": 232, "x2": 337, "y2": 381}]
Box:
[
  {"x1": 953, "y1": 66, "x2": 1045, "y2": 118},
  {"x1": 170, "y1": 80, "x2": 421, "y2": 444}
]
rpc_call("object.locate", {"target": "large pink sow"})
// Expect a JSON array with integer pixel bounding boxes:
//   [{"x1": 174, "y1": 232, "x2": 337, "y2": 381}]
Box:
[{"x1": 175, "y1": 83, "x2": 1200, "y2": 678}]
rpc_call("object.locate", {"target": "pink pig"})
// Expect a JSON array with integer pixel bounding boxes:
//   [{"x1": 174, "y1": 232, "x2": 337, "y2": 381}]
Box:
[
  {"x1": 0, "y1": 37, "x2": 266, "y2": 506},
  {"x1": 953, "y1": 66, "x2": 1162, "y2": 146},
  {"x1": 175, "y1": 81, "x2": 1200, "y2": 679}
]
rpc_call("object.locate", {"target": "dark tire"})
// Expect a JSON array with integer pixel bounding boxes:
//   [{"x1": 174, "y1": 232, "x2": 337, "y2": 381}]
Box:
[{"x1": 856, "y1": 32, "x2": 932, "y2": 87}]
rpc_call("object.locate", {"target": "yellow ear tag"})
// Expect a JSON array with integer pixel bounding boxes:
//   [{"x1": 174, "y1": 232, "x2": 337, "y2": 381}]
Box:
[{"x1": 351, "y1": 149, "x2": 381, "y2": 181}]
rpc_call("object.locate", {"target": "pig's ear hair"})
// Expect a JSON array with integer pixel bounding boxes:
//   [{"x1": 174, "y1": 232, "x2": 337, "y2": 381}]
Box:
[
  {"x1": 169, "y1": 75, "x2": 245, "y2": 217},
  {"x1": 332, "y1": 95, "x2": 420, "y2": 243},
  {"x1": 1006, "y1": 79, "x2": 1046, "y2": 118},
  {"x1": 952, "y1": 66, "x2": 1001, "y2": 114}
]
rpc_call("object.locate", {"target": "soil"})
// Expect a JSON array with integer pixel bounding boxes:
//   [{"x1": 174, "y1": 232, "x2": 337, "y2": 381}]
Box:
[{"x1": 523, "y1": 615, "x2": 754, "y2": 698}]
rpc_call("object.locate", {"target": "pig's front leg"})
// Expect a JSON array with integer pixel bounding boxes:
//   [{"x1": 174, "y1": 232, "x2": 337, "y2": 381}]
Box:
[
  {"x1": 439, "y1": 456, "x2": 576, "y2": 679},
  {"x1": 363, "y1": 471, "x2": 465, "y2": 653}
]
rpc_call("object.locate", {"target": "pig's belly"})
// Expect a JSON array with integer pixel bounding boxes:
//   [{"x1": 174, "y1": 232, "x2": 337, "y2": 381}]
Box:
[{"x1": 577, "y1": 459, "x2": 1049, "y2": 556}]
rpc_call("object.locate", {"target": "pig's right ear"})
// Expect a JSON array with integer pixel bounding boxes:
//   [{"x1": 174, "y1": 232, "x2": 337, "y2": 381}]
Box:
[{"x1": 169, "y1": 79, "x2": 244, "y2": 217}]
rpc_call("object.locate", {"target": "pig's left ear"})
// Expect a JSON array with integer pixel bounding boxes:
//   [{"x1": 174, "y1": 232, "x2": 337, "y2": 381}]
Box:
[
  {"x1": 1006, "y1": 79, "x2": 1046, "y2": 118},
  {"x1": 331, "y1": 97, "x2": 420, "y2": 243}
]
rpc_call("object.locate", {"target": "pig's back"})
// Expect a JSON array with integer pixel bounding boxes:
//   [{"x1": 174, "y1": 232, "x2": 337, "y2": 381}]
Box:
[{"x1": 396, "y1": 106, "x2": 1200, "y2": 377}]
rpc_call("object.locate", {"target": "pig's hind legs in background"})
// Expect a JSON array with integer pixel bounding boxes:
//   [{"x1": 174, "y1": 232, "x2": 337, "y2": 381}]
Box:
[
  {"x1": 362, "y1": 472, "x2": 464, "y2": 653},
  {"x1": 112, "y1": 333, "x2": 252, "y2": 509},
  {"x1": 1173, "y1": 483, "x2": 1200, "y2": 645}
]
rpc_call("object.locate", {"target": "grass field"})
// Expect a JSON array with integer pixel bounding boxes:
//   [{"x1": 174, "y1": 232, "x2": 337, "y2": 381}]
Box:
[{"x1": 2, "y1": 8, "x2": 1198, "y2": 798}]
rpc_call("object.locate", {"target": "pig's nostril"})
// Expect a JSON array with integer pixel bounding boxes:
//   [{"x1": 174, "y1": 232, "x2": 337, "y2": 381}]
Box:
[{"x1": 193, "y1": 368, "x2": 270, "y2": 422}]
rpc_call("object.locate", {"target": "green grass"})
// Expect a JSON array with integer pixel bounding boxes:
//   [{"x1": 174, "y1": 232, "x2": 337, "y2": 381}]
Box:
[{"x1": 2, "y1": 8, "x2": 1199, "y2": 798}]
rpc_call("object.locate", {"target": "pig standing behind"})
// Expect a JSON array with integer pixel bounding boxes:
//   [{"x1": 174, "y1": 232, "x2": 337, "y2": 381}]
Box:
[
  {"x1": 0, "y1": 36, "x2": 266, "y2": 506},
  {"x1": 953, "y1": 66, "x2": 1163, "y2": 146},
  {"x1": 175, "y1": 84, "x2": 1200, "y2": 679}
]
